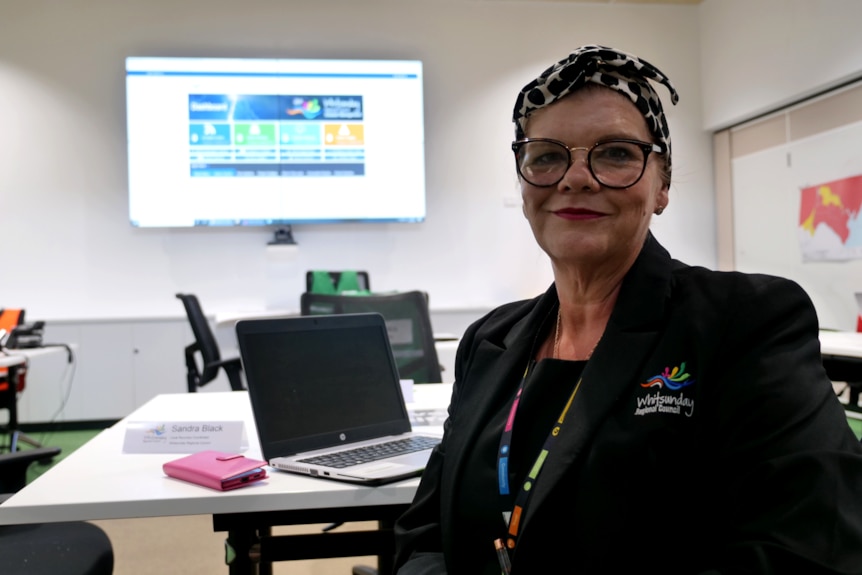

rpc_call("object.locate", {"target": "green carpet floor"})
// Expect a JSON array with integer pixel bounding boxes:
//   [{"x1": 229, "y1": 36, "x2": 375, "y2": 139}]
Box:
[
  {"x1": 846, "y1": 413, "x2": 862, "y2": 439},
  {"x1": 21, "y1": 428, "x2": 102, "y2": 484}
]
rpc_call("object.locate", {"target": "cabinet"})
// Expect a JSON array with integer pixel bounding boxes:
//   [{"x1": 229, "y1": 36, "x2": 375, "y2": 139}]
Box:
[
  {"x1": 20, "y1": 317, "x2": 235, "y2": 424},
  {"x1": 18, "y1": 307, "x2": 482, "y2": 424}
]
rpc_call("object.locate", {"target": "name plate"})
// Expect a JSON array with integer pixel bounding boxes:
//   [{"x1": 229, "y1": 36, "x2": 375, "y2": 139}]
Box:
[{"x1": 122, "y1": 420, "x2": 247, "y2": 454}]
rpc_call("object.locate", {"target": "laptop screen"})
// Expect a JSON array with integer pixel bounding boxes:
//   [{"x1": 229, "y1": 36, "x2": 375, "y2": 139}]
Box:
[{"x1": 238, "y1": 313, "x2": 412, "y2": 458}]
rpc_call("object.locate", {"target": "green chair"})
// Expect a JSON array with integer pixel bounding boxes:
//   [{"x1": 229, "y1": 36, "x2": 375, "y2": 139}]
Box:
[{"x1": 306, "y1": 271, "x2": 371, "y2": 294}]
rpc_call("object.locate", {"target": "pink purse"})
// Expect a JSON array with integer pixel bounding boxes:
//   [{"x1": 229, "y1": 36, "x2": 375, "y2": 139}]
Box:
[{"x1": 163, "y1": 451, "x2": 268, "y2": 491}]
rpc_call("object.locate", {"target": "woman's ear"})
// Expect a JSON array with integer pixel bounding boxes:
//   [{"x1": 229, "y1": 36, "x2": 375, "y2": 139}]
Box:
[{"x1": 654, "y1": 185, "x2": 669, "y2": 215}]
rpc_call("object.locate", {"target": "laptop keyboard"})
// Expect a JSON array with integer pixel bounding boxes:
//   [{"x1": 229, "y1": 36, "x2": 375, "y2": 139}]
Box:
[
  {"x1": 409, "y1": 408, "x2": 448, "y2": 427},
  {"x1": 298, "y1": 435, "x2": 441, "y2": 469}
]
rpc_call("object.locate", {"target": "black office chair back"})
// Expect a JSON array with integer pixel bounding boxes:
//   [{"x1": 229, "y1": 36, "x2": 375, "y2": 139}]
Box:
[
  {"x1": 300, "y1": 290, "x2": 443, "y2": 383},
  {"x1": 176, "y1": 293, "x2": 222, "y2": 380},
  {"x1": 176, "y1": 293, "x2": 244, "y2": 392},
  {"x1": 0, "y1": 446, "x2": 115, "y2": 574}
]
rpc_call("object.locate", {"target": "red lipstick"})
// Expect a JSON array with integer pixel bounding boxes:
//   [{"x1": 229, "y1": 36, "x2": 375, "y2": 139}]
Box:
[{"x1": 554, "y1": 208, "x2": 603, "y2": 220}]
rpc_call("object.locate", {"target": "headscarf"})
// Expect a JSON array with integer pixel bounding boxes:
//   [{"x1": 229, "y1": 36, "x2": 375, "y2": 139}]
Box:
[{"x1": 513, "y1": 45, "x2": 679, "y2": 174}]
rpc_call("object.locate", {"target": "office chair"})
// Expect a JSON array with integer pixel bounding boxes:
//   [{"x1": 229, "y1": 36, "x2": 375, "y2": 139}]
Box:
[
  {"x1": 300, "y1": 290, "x2": 443, "y2": 384},
  {"x1": 0, "y1": 446, "x2": 115, "y2": 574},
  {"x1": 0, "y1": 308, "x2": 45, "y2": 452},
  {"x1": 176, "y1": 293, "x2": 245, "y2": 392},
  {"x1": 0, "y1": 357, "x2": 41, "y2": 452},
  {"x1": 0, "y1": 308, "x2": 25, "y2": 335},
  {"x1": 306, "y1": 270, "x2": 371, "y2": 294},
  {"x1": 0, "y1": 308, "x2": 25, "y2": 387}
]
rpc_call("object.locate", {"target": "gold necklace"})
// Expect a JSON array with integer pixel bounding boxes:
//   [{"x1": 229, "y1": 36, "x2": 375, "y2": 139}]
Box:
[
  {"x1": 553, "y1": 309, "x2": 562, "y2": 359},
  {"x1": 553, "y1": 309, "x2": 598, "y2": 360}
]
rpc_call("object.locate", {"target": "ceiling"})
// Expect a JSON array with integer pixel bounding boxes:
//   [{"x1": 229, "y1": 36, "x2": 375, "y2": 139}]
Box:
[{"x1": 481, "y1": 0, "x2": 702, "y2": 4}]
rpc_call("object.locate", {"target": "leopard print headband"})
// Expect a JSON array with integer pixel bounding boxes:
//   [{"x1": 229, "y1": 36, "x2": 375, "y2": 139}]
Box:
[{"x1": 513, "y1": 45, "x2": 679, "y2": 169}]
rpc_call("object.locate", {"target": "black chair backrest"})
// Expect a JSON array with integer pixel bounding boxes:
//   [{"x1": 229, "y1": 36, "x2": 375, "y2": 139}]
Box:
[
  {"x1": 176, "y1": 293, "x2": 222, "y2": 384},
  {"x1": 300, "y1": 290, "x2": 442, "y2": 383}
]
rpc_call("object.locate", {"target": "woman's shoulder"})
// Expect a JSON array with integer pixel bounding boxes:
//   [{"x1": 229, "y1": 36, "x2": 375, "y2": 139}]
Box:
[
  {"x1": 471, "y1": 295, "x2": 544, "y2": 332},
  {"x1": 638, "y1": 234, "x2": 813, "y2": 312},
  {"x1": 670, "y1": 261, "x2": 815, "y2": 317},
  {"x1": 673, "y1": 259, "x2": 802, "y2": 292},
  {"x1": 461, "y1": 290, "x2": 551, "y2": 346}
]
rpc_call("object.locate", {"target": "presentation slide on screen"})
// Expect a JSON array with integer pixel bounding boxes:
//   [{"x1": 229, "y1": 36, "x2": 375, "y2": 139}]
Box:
[
  {"x1": 187, "y1": 93, "x2": 367, "y2": 178},
  {"x1": 126, "y1": 58, "x2": 425, "y2": 227}
]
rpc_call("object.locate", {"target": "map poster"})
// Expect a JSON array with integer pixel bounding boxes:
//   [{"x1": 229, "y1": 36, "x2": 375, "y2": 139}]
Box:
[{"x1": 798, "y1": 174, "x2": 862, "y2": 262}]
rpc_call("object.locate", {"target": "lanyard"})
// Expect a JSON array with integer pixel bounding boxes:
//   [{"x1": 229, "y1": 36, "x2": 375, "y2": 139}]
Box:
[{"x1": 496, "y1": 363, "x2": 583, "y2": 552}]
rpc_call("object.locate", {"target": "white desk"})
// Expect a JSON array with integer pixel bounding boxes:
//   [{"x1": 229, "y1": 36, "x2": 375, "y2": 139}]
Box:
[
  {"x1": 0, "y1": 353, "x2": 26, "y2": 369},
  {"x1": 0, "y1": 346, "x2": 72, "y2": 364},
  {"x1": 820, "y1": 330, "x2": 862, "y2": 359},
  {"x1": 820, "y1": 330, "x2": 862, "y2": 411},
  {"x1": 0, "y1": 385, "x2": 450, "y2": 573},
  {"x1": 214, "y1": 309, "x2": 299, "y2": 329}
]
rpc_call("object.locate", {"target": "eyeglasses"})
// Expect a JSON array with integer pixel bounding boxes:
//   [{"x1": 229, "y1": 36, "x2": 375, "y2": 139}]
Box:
[{"x1": 511, "y1": 138, "x2": 664, "y2": 189}]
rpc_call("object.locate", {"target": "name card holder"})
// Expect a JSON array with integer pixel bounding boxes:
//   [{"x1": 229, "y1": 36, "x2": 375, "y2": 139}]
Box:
[{"x1": 123, "y1": 421, "x2": 247, "y2": 454}]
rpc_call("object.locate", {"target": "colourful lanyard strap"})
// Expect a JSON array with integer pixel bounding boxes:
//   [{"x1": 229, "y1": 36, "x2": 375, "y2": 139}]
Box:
[{"x1": 496, "y1": 364, "x2": 583, "y2": 552}]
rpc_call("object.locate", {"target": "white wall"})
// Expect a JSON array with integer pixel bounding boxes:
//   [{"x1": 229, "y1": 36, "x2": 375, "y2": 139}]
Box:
[
  {"x1": 0, "y1": 0, "x2": 710, "y2": 324},
  {"x1": 700, "y1": 0, "x2": 862, "y2": 130}
]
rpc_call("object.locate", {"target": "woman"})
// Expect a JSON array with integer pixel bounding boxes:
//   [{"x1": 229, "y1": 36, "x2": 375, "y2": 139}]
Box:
[{"x1": 393, "y1": 46, "x2": 862, "y2": 574}]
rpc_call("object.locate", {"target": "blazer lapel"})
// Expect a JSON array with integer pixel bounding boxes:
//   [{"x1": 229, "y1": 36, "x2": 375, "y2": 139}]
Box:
[
  {"x1": 442, "y1": 294, "x2": 556, "y2": 466},
  {"x1": 441, "y1": 291, "x2": 558, "y2": 526}
]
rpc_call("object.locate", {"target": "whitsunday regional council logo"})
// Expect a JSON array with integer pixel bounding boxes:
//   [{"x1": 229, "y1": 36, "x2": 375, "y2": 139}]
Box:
[{"x1": 634, "y1": 362, "x2": 696, "y2": 417}]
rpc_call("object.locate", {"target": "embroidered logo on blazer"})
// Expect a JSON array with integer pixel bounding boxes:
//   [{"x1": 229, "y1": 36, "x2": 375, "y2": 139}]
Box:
[{"x1": 634, "y1": 362, "x2": 695, "y2": 417}]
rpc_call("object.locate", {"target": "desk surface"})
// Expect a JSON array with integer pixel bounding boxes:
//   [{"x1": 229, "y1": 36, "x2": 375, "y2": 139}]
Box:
[
  {"x1": 0, "y1": 386, "x2": 451, "y2": 526},
  {"x1": 819, "y1": 330, "x2": 862, "y2": 359},
  {"x1": 0, "y1": 346, "x2": 72, "y2": 367},
  {"x1": 215, "y1": 309, "x2": 299, "y2": 328},
  {"x1": 0, "y1": 353, "x2": 26, "y2": 368}
]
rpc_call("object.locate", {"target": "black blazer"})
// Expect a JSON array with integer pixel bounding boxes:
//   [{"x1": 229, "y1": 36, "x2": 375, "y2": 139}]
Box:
[{"x1": 394, "y1": 234, "x2": 862, "y2": 575}]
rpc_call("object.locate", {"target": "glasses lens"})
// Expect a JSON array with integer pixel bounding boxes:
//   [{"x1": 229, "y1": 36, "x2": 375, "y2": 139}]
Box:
[
  {"x1": 590, "y1": 141, "x2": 647, "y2": 188},
  {"x1": 517, "y1": 140, "x2": 569, "y2": 186}
]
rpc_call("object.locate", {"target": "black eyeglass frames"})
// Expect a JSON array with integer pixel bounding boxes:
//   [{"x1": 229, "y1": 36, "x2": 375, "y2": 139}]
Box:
[{"x1": 511, "y1": 138, "x2": 664, "y2": 189}]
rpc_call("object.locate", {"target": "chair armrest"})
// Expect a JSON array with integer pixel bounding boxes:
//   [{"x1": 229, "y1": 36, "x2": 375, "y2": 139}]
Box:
[
  {"x1": 0, "y1": 446, "x2": 62, "y2": 467},
  {"x1": 184, "y1": 342, "x2": 200, "y2": 363},
  {"x1": 210, "y1": 357, "x2": 242, "y2": 370},
  {"x1": 0, "y1": 446, "x2": 62, "y2": 493}
]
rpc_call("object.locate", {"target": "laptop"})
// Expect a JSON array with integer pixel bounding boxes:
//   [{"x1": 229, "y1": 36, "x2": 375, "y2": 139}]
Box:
[{"x1": 236, "y1": 312, "x2": 442, "y2": 485}]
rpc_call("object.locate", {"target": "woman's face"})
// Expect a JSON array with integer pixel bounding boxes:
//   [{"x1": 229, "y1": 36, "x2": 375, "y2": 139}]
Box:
[{"x1": 519, "y1": 86, "x2": 668, "y2": 269}]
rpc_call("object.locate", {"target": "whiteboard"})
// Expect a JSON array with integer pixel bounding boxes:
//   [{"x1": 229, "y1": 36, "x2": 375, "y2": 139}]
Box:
[{"x1": 732, "y1": 121, "x2": 862, "y2": 331}]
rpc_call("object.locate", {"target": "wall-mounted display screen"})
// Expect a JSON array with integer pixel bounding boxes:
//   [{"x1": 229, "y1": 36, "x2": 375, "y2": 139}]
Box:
[{"x1": 125, "y1": 57, "x2": 425, "y2": 227}]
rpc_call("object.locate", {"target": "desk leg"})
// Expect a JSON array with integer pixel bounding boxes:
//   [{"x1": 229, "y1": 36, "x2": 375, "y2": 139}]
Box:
[
  {"x1": 258, "y1": 528, "x2": 273, "y2": 575},
  {"x1": 226, "y1": 526, "x2": 272, "y2": 575},
  {"x1": 848, "y1": 385, "x2": 861, "y2": 412},
  {"x1": 215, "y1": 505, "x2": 408, "y2": 572},
  {"x1": 378, "y1": 519, "x2": 395, "y2": 574}
]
